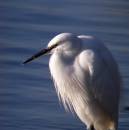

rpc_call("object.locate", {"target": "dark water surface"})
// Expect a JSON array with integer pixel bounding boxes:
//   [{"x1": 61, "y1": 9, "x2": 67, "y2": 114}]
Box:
[{"x1": 0, "y1": 0, "x2": 129, "y2": 130}]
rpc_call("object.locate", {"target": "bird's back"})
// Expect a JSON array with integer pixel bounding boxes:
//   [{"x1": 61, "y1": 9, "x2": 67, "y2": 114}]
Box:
[
  {"x1": 49, "y1": 34, "x2": 121, "y2": 130},
  {"x1": 76, "y1": 35, "x2": 121, "y2": 130}
]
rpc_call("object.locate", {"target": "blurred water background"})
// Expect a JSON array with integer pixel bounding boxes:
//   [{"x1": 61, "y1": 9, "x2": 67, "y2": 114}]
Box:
[{"x1": 0, "y1": 0, "x2": 129, "y2": 130}]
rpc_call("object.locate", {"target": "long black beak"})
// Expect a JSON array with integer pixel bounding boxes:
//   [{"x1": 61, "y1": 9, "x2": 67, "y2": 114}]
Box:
[{"x1": 23, "y1": 44, "x2": 58, "y2": 64}]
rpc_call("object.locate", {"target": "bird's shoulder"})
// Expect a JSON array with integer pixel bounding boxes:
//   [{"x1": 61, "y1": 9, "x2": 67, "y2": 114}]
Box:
[
  {"x1": 77, "y1": 35, "x2": 115, "y2": 75},
  {"x1": 77, "y1": 48, "x2": 102, "y2": 78},
  {"x1": 78, "y1": 35, "x2": 106, "y2": 51}
]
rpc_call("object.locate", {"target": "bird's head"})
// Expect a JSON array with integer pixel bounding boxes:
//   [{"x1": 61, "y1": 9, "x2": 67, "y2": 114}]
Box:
[{"x1": 23, "y1": 33, "x2": 82, "y2": 64}]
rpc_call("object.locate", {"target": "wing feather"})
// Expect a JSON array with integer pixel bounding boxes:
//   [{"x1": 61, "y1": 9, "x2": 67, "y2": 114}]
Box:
[{"x1": 77, "y1": 36, "x2": 121, "y2": 119}]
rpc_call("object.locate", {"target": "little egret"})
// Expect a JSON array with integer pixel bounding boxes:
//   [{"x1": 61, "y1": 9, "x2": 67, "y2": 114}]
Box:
[{"x1": 23, "y1": 33, "x2": 121, "y2": 130}]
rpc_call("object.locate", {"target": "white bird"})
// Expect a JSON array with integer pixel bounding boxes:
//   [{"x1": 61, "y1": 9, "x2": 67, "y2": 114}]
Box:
[{"x1": 23, "y1": 33, "x2": 121, "y2": 130}]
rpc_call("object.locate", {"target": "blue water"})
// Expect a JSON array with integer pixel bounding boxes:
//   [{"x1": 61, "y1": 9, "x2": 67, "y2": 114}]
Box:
[{"x1": 0, "y1": 0, "x2": 129, "y2": 130}]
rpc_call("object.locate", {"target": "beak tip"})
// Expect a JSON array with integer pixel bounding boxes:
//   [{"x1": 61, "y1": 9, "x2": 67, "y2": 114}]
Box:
[
  {"x1": 23, "y1": 61, "x2": 27, "y2": 64},
  {"x1": 22, "y1": 61, "x2": 27, "y2": 65},
  {"x1": 23, "y1": 58, "x2": 33, "y2": 64}
]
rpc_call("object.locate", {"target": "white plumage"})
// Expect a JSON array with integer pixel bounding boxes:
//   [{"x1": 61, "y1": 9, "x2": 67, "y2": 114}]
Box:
[
  {"x1": 23, "y1": 33, "x2": 121, "y2": 130},
  {"x1": 48, "y1": 33, "x2": 121, "y2": 130}
]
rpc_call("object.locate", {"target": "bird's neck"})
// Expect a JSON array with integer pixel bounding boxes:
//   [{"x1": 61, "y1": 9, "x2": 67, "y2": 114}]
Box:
[
  {"x1": 49, "y1": 52, "x2": 73, "y2": 76},
  {"x1": 55, "y1": 50, "x2": 76, "y2": 65},
  {"x1": 49, "y1": 52, "x2": 75, "y2": 108}
]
